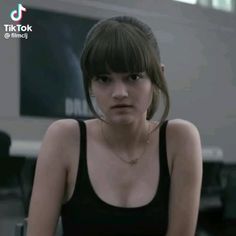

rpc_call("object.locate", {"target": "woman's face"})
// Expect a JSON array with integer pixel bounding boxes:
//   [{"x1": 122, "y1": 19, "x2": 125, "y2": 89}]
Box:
[{"x1": 91, "y1": 71, "x2": 153, "y2": 124}]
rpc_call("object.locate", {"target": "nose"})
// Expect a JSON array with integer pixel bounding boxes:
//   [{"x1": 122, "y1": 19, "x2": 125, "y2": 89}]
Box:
[{"x1": 111, "y1": 81, "x2": 128, "y2": 99}]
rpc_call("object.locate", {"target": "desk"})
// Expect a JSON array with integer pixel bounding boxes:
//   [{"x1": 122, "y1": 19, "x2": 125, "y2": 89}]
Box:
[
  {"x1": 10, "y1": 140, "x2": 41, "y2": 158},
  {"x1": 202, "y1": 146, "x2": 223, "y2": 162}
]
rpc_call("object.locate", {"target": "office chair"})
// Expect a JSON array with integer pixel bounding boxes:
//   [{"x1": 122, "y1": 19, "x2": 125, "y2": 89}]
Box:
[
  {"x1": 15, "y1": 220, "x2": 27, "y2": 236},
  {"x1": 0, "y1": 130, "x2": 26, "y2": 214}
]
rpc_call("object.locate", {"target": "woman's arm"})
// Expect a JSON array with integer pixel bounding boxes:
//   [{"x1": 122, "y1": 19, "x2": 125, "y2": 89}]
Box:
[
  {"x1": 166, "y1": 119, "x2": 203, "y2": 236},
  {"x1": 26, "y1": 120, "x2": 78, "y2": 236}
]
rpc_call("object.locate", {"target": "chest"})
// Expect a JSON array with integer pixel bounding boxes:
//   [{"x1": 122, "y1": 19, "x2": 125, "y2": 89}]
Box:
[{"x1": 86, "y1": 138, "x2": 160, "y2": 207}]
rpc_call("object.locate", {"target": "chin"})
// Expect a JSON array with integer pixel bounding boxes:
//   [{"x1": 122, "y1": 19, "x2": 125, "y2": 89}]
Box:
[{"x1": 107, "y1": 114, "x2": 136, "y2": 125}]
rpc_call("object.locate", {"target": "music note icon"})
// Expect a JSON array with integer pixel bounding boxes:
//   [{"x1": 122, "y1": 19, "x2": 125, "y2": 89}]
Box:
[{"x1": 10, "y1": 4, "x2": 27, "y2": 22}]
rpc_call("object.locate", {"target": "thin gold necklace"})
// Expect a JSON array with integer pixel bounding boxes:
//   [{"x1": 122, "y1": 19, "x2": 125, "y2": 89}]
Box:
[{"x1": 100, "y1": 121, "x2": 152, "y2": 166}]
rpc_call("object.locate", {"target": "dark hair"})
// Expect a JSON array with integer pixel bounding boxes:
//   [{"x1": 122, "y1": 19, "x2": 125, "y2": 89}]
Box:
[{"x1": 80, "y1": 16, "x2": 170, "y2": 123}]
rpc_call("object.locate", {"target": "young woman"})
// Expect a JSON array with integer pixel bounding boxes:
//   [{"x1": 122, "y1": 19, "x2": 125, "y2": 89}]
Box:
[{"x1": 27, "y1": 16, "x2": 202, "y2": 236}]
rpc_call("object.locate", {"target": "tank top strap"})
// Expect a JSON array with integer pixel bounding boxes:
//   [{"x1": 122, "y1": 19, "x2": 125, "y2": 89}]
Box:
[
  {"x1": 75, "y1": 120, "x2": 88, "y2": 188},
  {"x1": 77, "y1": 119, "x2": 87, "y2": 159},
  {"x1": 159, "y1": 120, "x2": 170, "y2": 178}
]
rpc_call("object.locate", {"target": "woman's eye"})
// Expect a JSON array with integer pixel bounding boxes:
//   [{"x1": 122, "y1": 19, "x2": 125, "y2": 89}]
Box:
[
  {"x1": 128, "y1": 73, "x2": 143, "y2": 81},
  {"x1": 95, "y1": 75, "x2": 111, "y2": 83}
]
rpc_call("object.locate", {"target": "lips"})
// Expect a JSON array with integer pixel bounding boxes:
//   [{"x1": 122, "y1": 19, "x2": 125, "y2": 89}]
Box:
[{"x1": 111, "y1": 104, "x2": 132, "y2": 109}]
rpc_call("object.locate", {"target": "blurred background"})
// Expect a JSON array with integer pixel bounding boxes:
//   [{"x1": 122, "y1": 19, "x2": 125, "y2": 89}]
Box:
[{"x1": 0, "y1": 0, "x2": 236, "y2": 235}]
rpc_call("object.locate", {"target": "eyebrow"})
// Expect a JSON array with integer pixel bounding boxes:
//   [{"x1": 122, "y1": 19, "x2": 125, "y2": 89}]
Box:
[{"x1": 97, "y1": 72, "x2": 144, "y2": 76}]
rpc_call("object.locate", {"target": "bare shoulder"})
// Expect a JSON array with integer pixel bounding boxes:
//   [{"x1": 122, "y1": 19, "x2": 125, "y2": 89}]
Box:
[
  {"x1": 44, "y1": 119, "x2": 79, "y2": 142},
  {"x1": 167, "y1": 119, "x2": 201, "y2": 152},
  {"x1": 46, "y1": 119, "x2": 79, "y2": 136},
  {"x1": 39, "y1": 119, "x2": 80, "y2": 165},
  {"x1": 166, "y1": 119, "x2": 202, "y2": 170}
]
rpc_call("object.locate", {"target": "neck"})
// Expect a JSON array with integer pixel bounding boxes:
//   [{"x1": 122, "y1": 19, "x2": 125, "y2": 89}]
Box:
[{"x1": 100, "y1": 118, "x2": 151, "y2": 151}]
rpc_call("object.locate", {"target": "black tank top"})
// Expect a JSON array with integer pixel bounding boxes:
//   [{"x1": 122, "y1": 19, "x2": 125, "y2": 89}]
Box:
[{"x1": 61, "y1": 120, "x2": 170, "y2": 236}]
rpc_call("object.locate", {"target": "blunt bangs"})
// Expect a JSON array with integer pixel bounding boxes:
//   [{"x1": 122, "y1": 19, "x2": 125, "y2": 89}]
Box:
[{"x1": 84, "y1": 22, "x2": 156, "y2": 77}]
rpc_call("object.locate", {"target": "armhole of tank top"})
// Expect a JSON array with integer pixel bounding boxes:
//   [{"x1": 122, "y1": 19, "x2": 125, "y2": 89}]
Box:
[
  {"x1": 159, "y1": 120, "x2": 170, "y2": 178},
  {"x1": 63, "y1": 120, "x2": 86, "y2": 205}
]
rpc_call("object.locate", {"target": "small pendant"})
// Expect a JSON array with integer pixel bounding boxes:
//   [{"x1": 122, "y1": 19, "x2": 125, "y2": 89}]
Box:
[{"x1": 129, "y1": 159, "x2": 138, "y2": 165}]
